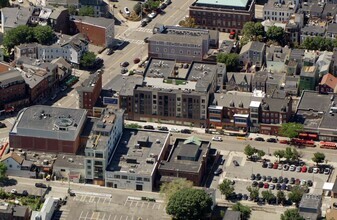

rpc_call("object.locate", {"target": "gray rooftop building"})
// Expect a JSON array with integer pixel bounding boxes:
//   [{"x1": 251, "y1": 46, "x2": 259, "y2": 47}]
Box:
[
  {"x1": 299, "y1": 194, "x2": 322, "y2": 220},
  {"x1": 0, "y1": 7, "x2": 31, "y2": 33}
]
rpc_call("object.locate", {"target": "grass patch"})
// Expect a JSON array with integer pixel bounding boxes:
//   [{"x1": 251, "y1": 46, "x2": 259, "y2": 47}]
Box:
[
  {"x1": 20, "y1": 196, "x2": 42, "y2": 211},
  {"x1": 175, "y1": 80, "x2": 186, "y2": 85},
  {"x1": 125, "y1": 123, "x2": 142, "y2": 129}
]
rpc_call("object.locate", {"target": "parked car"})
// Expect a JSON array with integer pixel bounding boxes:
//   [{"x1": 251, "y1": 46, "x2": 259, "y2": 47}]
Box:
[
  {"x1": 214, "y1": 168, "x2": 223, "y2": 175},
  {"x1": 278, "y1": 176, "x2": 284, "y2": 183},
  {"x1": 289, "y1": 165, "x2": 296, "y2": 171},
  {"x1": 308, "y1": 167, "x2": 314, "y2": 173},
  {"x1": 121, "y1": 68, "x2": 128, "y2": 74},
  {"x1": 0, "y1": 122, "x2": 6, "y2": 128},
  {"x1": 276, "y1": 184, "x2": 281, "y2": 190},
  {"x1": 233, "y1": 160, "x2": 239, "y2": 166},
  {"x1": 324, "y1": 168, "x2": 331, "y2": 175},
  {"x1": 10, "y1": 189, "x2": 17, "y2": 194},
  {"x1": 266, "y1": 138, "x2": 277, "y2": 143},
  {"x1": 262, "y1": 162, "x2": 268, "y2": 168},
  {"x1": 35, "y1": 183, "x2": 47, "y2": 188},
  {"x1": 272, "y1": 177, "x2": 278, "y2": 183},
  {"x1": 212, "y1": 136, "x2": 223, "y2": 142},
  {"x1": 254, "y1": 137, "x2": 265, "y2": 142},
  {"x1": 143, "y1": 125, "x2": 155, "y2": 130},
  {"x1": 243, "y1": 194, "x2": 248, "y2": 200},
  {"x1": 181, "y1": 129, "x2": 191, "y2": 134},
  {"x1": 273, "y1": 163, "x2": 278, "y2": 169},
  {"x1": 290, "y1": 177, "x2": 295, "y2": 184},
  {"x1": 286, "y1": 185, "x2": 292, "y2": 191},
  {"x1": 269, "y1": 184, "x2": 275, "y2": 190},
  {"x1": 264, "y1": 183, "x2": 269, "y2": 189},
  {"x1": 157, "y1": 126, "x2": 168, "y2": 131},
  {"x1": 266, "y1": 176, "x2": 272, "y2": 182},
  {"x1": 148, "y1": 12, "x2": 157, "y2": 19},
  {"x1": 124, "y1": 7, "x2": 130, "y2": 16},
  {"x1": 307, "y1": 180, "x2": 313, "y2": 187},
  {"x1": 120, "y1": 61, "x2": 129, "y2": 67},
  {"x1": 268, "y1": 162, "x2": 273, "y2": 169},
  {"x1": 159, "y1": 2, "x2": 167, "y2": 9},
  {"x1": 284, "y1": 177, "x2": 289, "y2": 184},
  {"x1": 283, "y1": 164, "x2": 289, "y2": 171},
  {"x1": 22, "y1": 190, "x2": 28, "y2": 196},
  {"x1": 258, "y1": 182, "x2": 264, "y2": 188},
  {"x1": 279, "y1": 140, "x2": 289, "y2": 144},
  {"x1": 164, "y1": 0, "x2": 171, "y2": 4},
  {"x1": 133, "y1": 58, "x2": 141, "y2": 64},
  {"x1": 169, "y1": 127, "x2": 179, "y2": 133},
  {"x1": 256, "y1": 173, "x2": 262, "y2": 180},
  {"x1": 278, "y1": 164, "x2": 283, "y2": 170},
  {"x1": 106, "y1": 48, "x2": 114, "y2": 55},
  {"x1": 262, "y1": 175, "x2": 267, "y2": 181},
  {"x1": 250, "y1": 174, "x2": 256, "y2": 180},
  {"x1": 144, "y1": 37, "x2": 149, "y2": 43},
  {"x1": 313, "y1": 167, "x2": 319, "y2": 173},
  {"x1": 300, "y1": 180, "x2": 307, "y2": 186},
  {"x1": 252, "y1": 181, "x2": 258, "y2": 187},
  {"x1": 281, "y1": 184, "x2": 287, "y2": 191},
  {"x1": 236, "y1": 193, "x2": 243, "y2": 200},
  {"x1": 295, "y1": 179, "x2": 300, "y2": 185},
  {"x1": 301, "y1": 166, "x2": 307, "y2": 173}
]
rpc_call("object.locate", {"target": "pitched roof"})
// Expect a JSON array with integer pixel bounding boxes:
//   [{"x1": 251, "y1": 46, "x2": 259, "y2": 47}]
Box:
[
  {"x1": 320, "y1": 73, "x2": 337, "y2": 89},
  {"x1": 183, "y1": 136, "x2": 201, "y2": 146},
  {"x1": 1, "y1": 152, "x2": 24, "y2": 165}
]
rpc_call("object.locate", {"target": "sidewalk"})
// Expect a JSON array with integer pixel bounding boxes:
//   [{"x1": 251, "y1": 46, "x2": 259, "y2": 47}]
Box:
[{"x1": 125, "y1": 120, "x2": 206, "y2": 134}]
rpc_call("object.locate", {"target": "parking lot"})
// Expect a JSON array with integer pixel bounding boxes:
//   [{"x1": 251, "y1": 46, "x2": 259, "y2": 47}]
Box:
[{"x1": 214, "y1": 151, "x2": 330, "y2": 198}]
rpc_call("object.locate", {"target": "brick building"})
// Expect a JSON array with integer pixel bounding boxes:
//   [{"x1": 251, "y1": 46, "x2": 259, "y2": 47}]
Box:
[
  {"x1": 158, "y1": 136, "x2": 211, "y2": 186},
  {"x1": 70, "y1": 16, "x2": 114, "y2": 47},
  {"x1": 0, "y1": 62, "x2": 29, "y2": 112},
  {"x1": 9, "y1": 105, "x2": 87, "y2": 154},
  {"x1": 189, "y1": 0, "x2": 255, "y2": 33},
  {"x1": 77, "y1": 71, "x2": 102, "y2": 116},
  {"x1": 318, "y1": 73, "x2": 337, "y2": 94}
]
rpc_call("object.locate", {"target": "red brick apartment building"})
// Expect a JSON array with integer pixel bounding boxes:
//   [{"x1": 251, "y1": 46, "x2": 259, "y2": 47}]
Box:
[{"x1": 9, "y1": 106, "x2": 87, "y2": 154}]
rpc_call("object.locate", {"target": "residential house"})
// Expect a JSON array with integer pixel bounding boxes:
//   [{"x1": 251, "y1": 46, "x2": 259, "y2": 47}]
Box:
[
  {"x1": 158, "y1": 136, "x2": 210, "y2": 186},
  {"x1": 299, "y1": 66, "x2": 319, "y2": 92},
  {"x1": 318, "y1": 73, "x2": 337, "y2": 93},
  {"x1": 266, "y1": 72, "x2": 286, "y2": 95},
  {"x1": 309, "y1": 2, "x2": 325, "y2": 18},
  {"x1": 9, "y1": 105, "x2": 87, "y2": 154},
  {"x1": 316, "y1": 51, "x2": 333, "y2": 77},
  {"x1": 299, "y1": 194, "x2": 322, "y2": 220},
  {"x1": 0, "y1": 152, "x2": 35, "y2": 178},
  {"x1": 105, "y1": 129, "x2": 170, "y2": 191},
  {"x1": 239, "y1": 41, "x2": 266, "y2": 69},
  {"x1": 252, "y1": 71, "x2": 268, "y2": 92},
  {"x1": 224, "y1": 72, "x2": 253, "y2": 92},
  {"x1": 14, "y1": 44, "x2": 40, "y2": 60},
  {"x1": 287, "y1": 48, "x2": 305, "y2": 75},
  {"x1": 303, "y1": 50, "x2": 319, "y2": 67},
  {"x1": 53, "y1": 154, "x2": 85, "y2": 183},
  {"x1": 285, "y1": 13, "x2": 304, "y2": 44},
  {"x1": 266, "y1": 45, "x2": 291, "y2": 73},
  {"x1": 263, "y1": 0, "x2": 299, "y2": 22},
  {"x1": 300, "y1": 25, "x2": 326, "y2": 44},
  {"x1": 0, "y1": 202, "x2": 30, "y2": 220},
  {"x1": 50, "y1": 57, "x2": 72, "y2": 82},
  {"x1": 208, "y1": 90, "x2": 265, "y2": 132},
  {"x1": 0, "y1": 7, "x2": 31, "y2": 33},
  {"x1": 84, "y1": 109, "x2": 124, "y2": 186},
  {"x1": 70, "y1": 16, "x2": 114, "y2": 47},
  {"x1": 322, "y1": 3, "x2": 337, "y2": 20},
  {"x1": 49, "y1": 6, "x2": 70, "y2": 34},
  {"x1": 77, "y1": 71, "x2": 102, "y2": 116},
  {"x1": 284, "y1": 75, "x2": 300, "y2": 95},
  {"x1": 189, "y1": 0, "x2": 255, "y2": 33}
]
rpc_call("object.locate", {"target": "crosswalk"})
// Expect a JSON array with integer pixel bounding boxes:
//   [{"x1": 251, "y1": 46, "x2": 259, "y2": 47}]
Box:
[
  {"x1": 135, "y1": 27, "x2": 153, "y2": 33},
  {"x1": 118, "y1": 37, "x2": 145, "y2": 45}
]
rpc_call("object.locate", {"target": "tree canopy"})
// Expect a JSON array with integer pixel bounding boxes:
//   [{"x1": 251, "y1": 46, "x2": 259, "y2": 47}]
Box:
[
  {"x1": 133, "y1": 2, "x2": 142, "y2": 15},
  {"x1": 178, "y1": 17, "x2": 196, "y2": 28},
  {"x1": 274, "y1": 150, "x2": 285, "y2": 162},
  {"x1": 312, "y1": 152, "x2": 325, "y2": 165},
  {"x1": 68, "y1": 5, "x2": 77, "y2": 15},
  {"x1": 216, "y1": 53, "x2": 239, "y2": 72},
  {"x1": 301, "y1": 36, "x2": 337, "y2": 51},
  {"x1": 218, "y1": 179, "x2": 235, "y2": 199},
  {"x1": 166, "y1": 188, "x2": 213, "y2": 220},
  {"x1": 0, "y1": 162, "x2": 7, "y2": 181},
  {"x1": 244, "y1": 144, "x2": 255, "y2": 159},
  {"x1": 281, "y1": 209, "x2": 305, "y2": 220},
  {"x1": 261, "y1": 190, "x2": 276, "y2": 204},
  {"x1": 80, "y1": 52, "x2": 97, "y2": 68},
  {"x1": 241, "y1": 22, "x2": 265, "y2": 45},
  {"x1": 143, "y1": 0, "x2": 160, "y2": 11},
  {"x1": 79, "y1": 6, "x2": 95, "y2": 17},
  {"x1": 277, "y1": 190, "x2": 286, "y2": 205},
  {"x1": 246, "y1": 186, "x2": 259, "y2": 201},
  {"x1": 160, "y1": 179, "x2": 193, "y2": 201},
  {"x1": 279, "y1": 123, "x2": 303, "y2": 138},
  {"x1": 266, "y1": 26, "x2": 285, "y2": 45},
  {"x1": 288, "y1": 186, "x2": 305, "y2": 206},
  {"x1": 232, "y1": 202, "x2": 251, "y2": 220},
  {"x1": 34, "y1": 26, "x2": 54, "y2": 45}
]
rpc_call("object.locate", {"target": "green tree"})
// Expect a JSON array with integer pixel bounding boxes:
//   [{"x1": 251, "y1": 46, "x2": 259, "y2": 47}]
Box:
[
  {"x1": 144, "y1": 0, "x2": 160, "y2": 11},
  {"x1": 3, "y1": 25, "x2": 34, "y2": 51},
  {"x1": 0, "y1": 0, "x2": 9, "y2": 8},
  {"x1": 216, "y1": 53, "x2": 239, "y2": 71},
  {"x1": 218, "y1": 179, "x2": 235, "y2": 200},
  {"x1": 243, "y1": 144, "x2": 255, "y2": 159},
  {"x1": 178, "y1": 17, "x2": 196, "y2": 28},
  {"x1": 281, "y1": 209, "x2": 305, "y2": 220},
  {"x1": 274, "y1": 150, "x2": 285, "y2": 162},
  {"x1": 280, "y1": 123, "x2": 304, "y2": 138},
  {"x1": 292, "y1": 148, "x2": 302, "y2": 162},
  {"x1": 257, "y1": 149, "x2": 265, "y2": 159},
  {"x1": 80, "y1": 52, "x2": 96, "y2": 68},
  {"x1": 133, "y1": 2, "x2": 142, "y2": 15},
  {"x1": 276, "y1": 190, "x2": 286, "y2": 204},
  {"x1": 261, "y1": 190, "x2": 275, "y2": 204},
  {"x1": 312, "y1": 152, "x2": 325, "y2": 165},
  {"x1": 79, "y1": 6, "x2": 95, "y2": 17},
  {"x1": 246, "y1": 186, "x2": 259, "y2": 201},
  {"x1": 284, "y1": 147, "x2": 293, "y2": 162},
  {"x1": 232, "y1": 202, "x2": 251, "y2": 220},
  {"x1": 241, "y1": 22, "x2": 265, "y2": 45},
  {"x1": 288, "y1": 186, "x2": 305, "y2": 206},
  {"x1": 68, "y1": 5, "x2": 77, "y2": 15},
  {"x1": 266, "y1": 26, "x2": 285, "y2": 45},
  {"x1": 33, "y1": 25, "x2": 54, "y2": 45},
  {"x1": 0, "y1": 162, "x2": 6, "y2": 181},
  {"x1": 160, "y1": 179, "x2": 193, "y2": 202},
  {"x1": 166, "y1": 188, "x2": 213, "y2": 220}
]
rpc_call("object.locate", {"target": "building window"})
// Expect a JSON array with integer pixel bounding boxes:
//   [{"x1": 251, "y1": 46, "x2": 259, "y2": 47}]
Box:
[
  {"x1": 156, "y1": 47, "x2": 159, "y2": 52},
  {"x1": 136, "y1": 177, "x2": 143, "y2": 181},
  {"x1": 122, "y1": 175, "x2": 128, "y2": 179},
  {"x1": 129, "y1": 176, "x2": 135, "y2": 180},
  {"x1": 144, "y1": 178, "x2": 150, "y2": 182},
  {"x1": 114, "y1": 175, "x2": 120, "y2": 179}
]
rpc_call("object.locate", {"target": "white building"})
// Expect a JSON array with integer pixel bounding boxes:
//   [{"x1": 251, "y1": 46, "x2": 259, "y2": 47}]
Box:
[
  {"x1": 84, "y1": 109, "x2": 124, "y2": 186},
  {"x1": 263, "y1": 0, "x2": 299, "y2": 22},
  {"x1": 31, "y1": 197, "x2": 59, "y2": 220},
  {"x1": 105, "y1": 129, "x2": 170, "y2": 191},
  {"x1": 0, "y1": 152, "x2": 35, "y2": 178}
]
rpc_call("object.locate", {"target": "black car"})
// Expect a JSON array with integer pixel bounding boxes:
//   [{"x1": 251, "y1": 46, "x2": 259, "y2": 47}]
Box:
[
  {"x1": 276, "y1": 183, "x2": 281, "y2": 190},
  {"x1": 252, "y1": 181, "x2": 258, "y2": 187},
  {"x1": 120, "y1": 61, "x2": 129, "y2": 67},
  {"x1": 251, "y1": 174, "x2": 256, "y2": 180},
  {"x1": 143, "y1": 125, "x2": 155, "y2": 130},
  {"x1": 158, "y1": 126, "x2": 168, "y2": 131},
  {"x1": 258, "y1": 182, "x2": 264, "y2": 188},
  {"x1": 35, "y1": 183, "x2": 47, "y2": 188},
  {"x1": 236, "y1": 193, "x2": 243, "y2": 200},
  {"x1": 22, "y1": 190, "x2": 28, "y2": 196},
  {"x1": 333, "y1": 202, "x2": 337, "y2": 208},
  {"x1": 159, "y1": 2, "x2": 167, "y2": 9},
  {"x1": 278, "y1": 177, "x2": 284, "y2": 184},
  {"x1": 242, "y1": 194, "x2": 248, "y2": 200},
  {"x1": 141, "y1": 20, "x2": 148, "y2": 27},
  {"x1": 262, "y1": 162, "x2": 268, "y2": 168},
  {"x1": 262, "y1": 175, "x2": 267, "y2": 181},
  {"x1": 144, "y1": 37, "x2": 149, "y2": 43},
  {"x1": 214, "y1": 168, "x2": 223, "y2": 175},
  {"x1": 106, "y1": 48, "x2": 114, "y2": 55},
  {"x1": 272, "y1": 177, "x2": 278, "y2": 183},
  {"x1": 286, "y1": 185, "x2": 292, "y2": 191},
  {"x1": 266, "y1": 138, "x2": 277, "y2": 143},
  {"x1": 283, "y1": 177, "x2": 289, "y2": 184},
  {"x1": 0, "y1": 122, "x2": 6, "y2": 128},
  {"x1": 233, "y1": 160, "x2": 239, "y2": 166},
  {"x1": 256, "y1": 173, "x2": 261, "y2": 180},
  {"x1": 266, "y1": 176, "x2": 272, "y2": 182},
  {"x1": 290, "y1": 177, "x2": 295, "y2": 184},
  {"x1": 181, "y1": 129, "x2": 191, "y2": 134},
  {"x1": 307, "y1": 180, "x2": 313, "y2": 187},
  {"x1": 254, "y1": 137, "x2": 265, "y2": 142},
  {"x1": 308, "y1": 167, "x2": 314, "y2": 173}
]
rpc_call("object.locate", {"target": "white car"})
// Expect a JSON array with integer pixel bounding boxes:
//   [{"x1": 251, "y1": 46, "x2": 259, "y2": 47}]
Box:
[
  {"x1": 10, "y1": 189, "x2": 17, "y2": 194},
  {"x1": 296, "y1": 166, "x2": 301, "y2": 172},
  {"x1": 169, "y1": 128, "x2": 179, "y2": 133},
  {"x1": 324, "y1": 168, "x2": 331, "y2": 175},
  {"x1": 313, "y1": 167, "x2": 319, "y2": 173},
  {"x1": 300, "y1": 180, "x2": 306, "y2": 186},
  {"x1": 124, "y1": 7, "x2": 130, "y2": 16},
  {"x1": 212, "y1": 136, "x2": 222, "y2": 142},
  {"x1": 18, "y1": 0, "x2": 24, "y2": 3},
  {"x1": 289, "y1": 165, "x2": 296, "y2": 171},
  {"x1": 148, "y1": 12, "x2": 157, "y2": 19}
]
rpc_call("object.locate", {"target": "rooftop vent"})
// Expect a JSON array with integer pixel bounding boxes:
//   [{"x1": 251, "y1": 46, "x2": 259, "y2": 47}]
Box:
[{"x1": 68, "y1": 158, "x2": 74, "y2": 163}]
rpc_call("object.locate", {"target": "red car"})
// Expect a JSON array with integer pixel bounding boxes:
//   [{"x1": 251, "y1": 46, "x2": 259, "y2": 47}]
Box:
[
  {"x1": 279, "y1": 140, "x2": 289, "y2": 144},
  {"x1": 273, "y1": 163, "x2": 278, "y2": 169},
  {"x1": 264, "y1": 183, "x2": 269, "y2": 189},
  {"x1": 301, "y1": 166, "x2": 307, "y2": 173}
]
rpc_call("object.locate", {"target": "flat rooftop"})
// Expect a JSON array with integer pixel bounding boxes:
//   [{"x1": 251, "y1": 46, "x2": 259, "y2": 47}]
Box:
[
  {"x1": 107, "y1": 129, "x2": 169, "y2": 175},
  {"x1": 53, "y1": 154, "x2": 85, "y2": 170},
  {"x1": 11, "y1": 105, "x2": 87, "y2": 141},
  {"x1": 159, "y1": 136, "x2": 210, "y2": 173},
  {"x1": 77, "y1": 72, "x2": 101, "y2": 93},
  {"x1": 143, "y1": 58, "x2": 220, "y2": 93},
  {"x1": 195, "y1": 0, "x2": 249, "y2": 8}
]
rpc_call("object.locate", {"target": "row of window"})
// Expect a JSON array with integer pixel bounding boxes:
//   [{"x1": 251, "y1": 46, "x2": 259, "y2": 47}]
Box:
[
  {"x1": 155, "y1": 41, "x2": 202, "y2": 47},
  {"x1": 191, "y1": 11, "x2": 245, "y2": 19},
  {"x1": 113, "y1": 175, "x2": 150, "y2": 182},
  {"x1": 154, "y1": 47, "x2": 202, "y2": 56}
]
